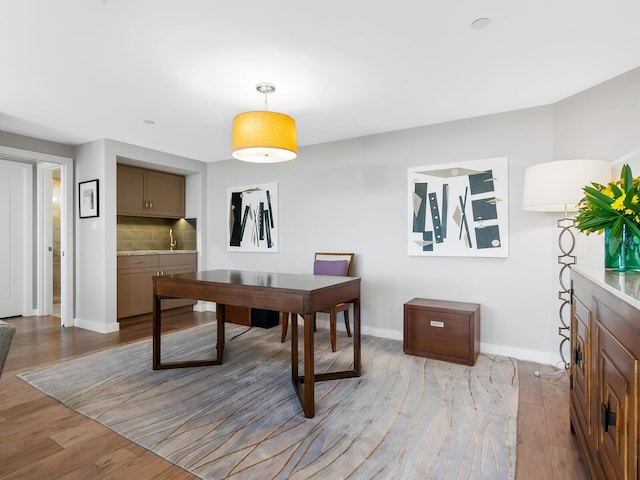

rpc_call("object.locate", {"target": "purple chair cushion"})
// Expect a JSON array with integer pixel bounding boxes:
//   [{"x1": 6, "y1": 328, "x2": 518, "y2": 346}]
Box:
[{"x1": 313, "y1": 259, "x2": 349, "y2": 276}]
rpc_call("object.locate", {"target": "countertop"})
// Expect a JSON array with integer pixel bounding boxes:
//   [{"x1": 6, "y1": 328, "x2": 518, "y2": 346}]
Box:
[
  {"x1": 573, "y1": 265, "x2": 640, "y2": 310},
  {"x1": 117, "y1": 250, "x2": 197, "y2": 256}
]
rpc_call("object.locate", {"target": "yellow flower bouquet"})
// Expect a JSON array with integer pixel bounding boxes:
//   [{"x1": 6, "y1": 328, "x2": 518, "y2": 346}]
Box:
[{"x1": 575, "y1": 164, "x2": 640, "y2": 270}]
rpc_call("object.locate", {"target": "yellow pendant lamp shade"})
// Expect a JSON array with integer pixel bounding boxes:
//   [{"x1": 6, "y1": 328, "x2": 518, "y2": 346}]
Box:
[
  {"x1": 232, "y1": 111, "x2": 297, "y2": 162},
  {"x1": 231, "y1": 83, "x2": 297, "y2": 163}
]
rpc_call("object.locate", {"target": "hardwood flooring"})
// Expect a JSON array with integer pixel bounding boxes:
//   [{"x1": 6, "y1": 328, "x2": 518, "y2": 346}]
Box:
[{"x1": 0, "y1": 312, "x2": 589, "y2": 479}]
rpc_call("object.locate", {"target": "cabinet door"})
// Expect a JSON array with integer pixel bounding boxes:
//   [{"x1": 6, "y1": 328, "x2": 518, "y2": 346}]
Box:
[
  {"x1": 594, "y1": 300, "x2": 638, "y2": 480},
  {"x1": 159, "y1": 254, "x2": 196, "y2": 310},
  {"x1": 117, "y1": 165, "x2": 147, "y2": 216},
  {"x1": 117, "y1": 267, "x2": 158, "y2": 318},
  {"x1": 146, "y1": 170, "x2": 185, "y2": 219},
  {"x1": 570, "y1": 294, "x2": 592, "y2": 449}
]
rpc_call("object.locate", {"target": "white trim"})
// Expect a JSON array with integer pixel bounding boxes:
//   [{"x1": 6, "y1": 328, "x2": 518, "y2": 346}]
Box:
[
  {"x1": 74, "y1": 317, "x2": 119, "y2": 334},
  {"x1": 480, "y1": 342, "x2": 561, "y2": 366},
  {"x1": 36, "y1": 164, "x2": 55, "y2": 316},
  {"x1": 194, "y1": 301, "x2": 215, "y2": 312}
]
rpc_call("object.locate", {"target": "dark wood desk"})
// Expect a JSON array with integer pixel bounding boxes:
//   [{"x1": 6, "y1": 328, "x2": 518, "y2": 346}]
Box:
[{"x1": 152, "y1": 269, "x2": 362, "y2": 418}]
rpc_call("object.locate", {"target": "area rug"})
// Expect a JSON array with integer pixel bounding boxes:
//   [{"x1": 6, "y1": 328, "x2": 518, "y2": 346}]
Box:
[{"x1": 19, "y1": 323, "x2": 518, "y2": 479}]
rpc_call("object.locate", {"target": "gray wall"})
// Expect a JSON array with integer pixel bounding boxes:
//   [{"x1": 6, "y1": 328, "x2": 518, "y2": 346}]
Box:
[
  {"x1": 206, "y1": 66, "x2": 640, "y2": 364},
  {"x1": 207, "y1": 106, "x2": 559, "y2": 363}
]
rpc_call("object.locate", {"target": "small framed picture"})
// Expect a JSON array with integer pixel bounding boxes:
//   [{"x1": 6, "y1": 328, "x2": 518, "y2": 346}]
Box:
[{"x1": 79, "y1": 179, "x2": 99, "y2": 218}]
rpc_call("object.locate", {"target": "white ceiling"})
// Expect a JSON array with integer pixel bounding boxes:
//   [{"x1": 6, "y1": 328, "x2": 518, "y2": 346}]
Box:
[{"x1": 1, "y1": 0, "x2": 639, "y2": 163}]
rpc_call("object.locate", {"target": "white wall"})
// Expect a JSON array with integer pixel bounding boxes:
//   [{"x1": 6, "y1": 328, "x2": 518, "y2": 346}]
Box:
[
  {"x1": 207, "y1": 106, "x2": 560, "y2": 364},
  {"x1": 74, "y1": 140, "x2": 113, "y2": 332}
]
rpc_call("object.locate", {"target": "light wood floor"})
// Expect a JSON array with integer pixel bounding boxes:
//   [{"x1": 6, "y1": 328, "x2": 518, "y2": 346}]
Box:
[{"x1": 0, "y1": 312, "x2": 590, "y2": 479}]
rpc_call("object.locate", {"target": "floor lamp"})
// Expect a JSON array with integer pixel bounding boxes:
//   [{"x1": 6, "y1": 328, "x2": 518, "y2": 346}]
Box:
[{"x1": 522, "y1": 159, "x2": 611, "y2": 375}]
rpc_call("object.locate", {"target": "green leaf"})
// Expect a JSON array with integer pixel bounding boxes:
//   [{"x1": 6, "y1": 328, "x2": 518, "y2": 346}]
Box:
[{"x1": 621, "y1": 164, "x2": 633, "y2": 193}]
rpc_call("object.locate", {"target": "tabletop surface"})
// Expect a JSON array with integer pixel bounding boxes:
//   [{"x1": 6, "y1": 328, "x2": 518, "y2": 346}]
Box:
[{"x1": 156, "y1": 269, "x2": 360, "y2": 292}]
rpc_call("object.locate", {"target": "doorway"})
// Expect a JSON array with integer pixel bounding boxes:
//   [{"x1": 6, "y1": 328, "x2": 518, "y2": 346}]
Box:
[
  {"x1": 0, "y1": 145, "x2": 73, "y2": 327},
  {"x1": 37, "y1": 163, "x2": 62, "y2": 317}
]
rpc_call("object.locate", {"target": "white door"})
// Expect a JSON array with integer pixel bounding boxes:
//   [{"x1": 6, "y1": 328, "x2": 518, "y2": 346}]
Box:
[{"x1": 0, "y1": 160, "x2": 31, "y2": 318}]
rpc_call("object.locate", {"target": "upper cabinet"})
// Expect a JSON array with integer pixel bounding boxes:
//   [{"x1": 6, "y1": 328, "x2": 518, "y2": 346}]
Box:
[{"x1": 117, "y1": 164, "x2": 185, "y2": 219}]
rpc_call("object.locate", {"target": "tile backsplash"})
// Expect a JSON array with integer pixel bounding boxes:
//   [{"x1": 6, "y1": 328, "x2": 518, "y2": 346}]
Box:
[{"x1": 117, "y1": 216, "x2": 197, "y2": 251}]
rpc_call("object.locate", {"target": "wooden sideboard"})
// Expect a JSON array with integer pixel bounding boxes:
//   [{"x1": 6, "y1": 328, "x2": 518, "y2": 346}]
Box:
[{"x1": 570, "y1": 267, "x2": 640, "y2": 480}]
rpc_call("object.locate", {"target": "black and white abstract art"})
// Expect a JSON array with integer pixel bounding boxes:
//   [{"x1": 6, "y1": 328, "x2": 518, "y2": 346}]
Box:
[
  {"x1": 227, "y1": 182, "x2": 278, "y2": 252},
  {"x1": 408, "y1": 157, "x2": 509, "y2": 257}
]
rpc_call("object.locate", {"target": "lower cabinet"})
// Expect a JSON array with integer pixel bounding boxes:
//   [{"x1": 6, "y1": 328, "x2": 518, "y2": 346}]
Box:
[
  {"x1": 570, "y1": 269, "x2": 639, "y2": 480},
  {"x1": 117, "y1": 253, "x2": 197, "y2": 319}
]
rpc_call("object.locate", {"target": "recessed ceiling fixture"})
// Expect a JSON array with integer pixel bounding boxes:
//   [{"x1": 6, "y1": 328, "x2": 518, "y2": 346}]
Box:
[
  {"x1": 471, "y1": 17, "x2": 490, "y2": 30},
  {"x1": 231, "y1": 82, "x2": 297, "y2": 163}
]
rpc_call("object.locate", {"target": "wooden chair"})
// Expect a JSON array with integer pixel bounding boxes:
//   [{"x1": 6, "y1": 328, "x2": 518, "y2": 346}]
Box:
[{"x1": 281, "y1": 252, "x2": 355, "y2": 352}]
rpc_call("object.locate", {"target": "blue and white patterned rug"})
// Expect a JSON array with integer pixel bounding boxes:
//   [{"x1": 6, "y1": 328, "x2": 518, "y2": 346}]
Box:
[{"x1": 19, "y1": 323, "x2": 518, "y2": 479}]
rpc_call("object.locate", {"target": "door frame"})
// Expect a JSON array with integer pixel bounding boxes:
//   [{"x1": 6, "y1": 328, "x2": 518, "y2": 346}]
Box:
[
  {"x1": 37, "y1": 163, "x2": 58, "y2": 316},
  {"x1": 0, "y1": 145, "x2": 74, "y2": 327}
]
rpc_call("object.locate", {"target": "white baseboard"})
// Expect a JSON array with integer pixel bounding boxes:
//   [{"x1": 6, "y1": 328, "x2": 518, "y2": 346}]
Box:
[
  {"x1": 74, "y1": 317, "x2": 120, "y2": 334},
  {"x1": 480, "y1": 342, "x2": 561, "y2": 366},
  {"x1": 192, "y1": 304, "x2": 559, "y2": 366},
  {"x1": 194, "y1": 301, "x2": 215, "y2": 312}
]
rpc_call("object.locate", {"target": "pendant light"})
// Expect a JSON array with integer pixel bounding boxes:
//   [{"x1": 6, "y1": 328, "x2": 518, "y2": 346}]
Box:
[{"x1": 231, "y1": 83, "x2": 297, "y2": 163}]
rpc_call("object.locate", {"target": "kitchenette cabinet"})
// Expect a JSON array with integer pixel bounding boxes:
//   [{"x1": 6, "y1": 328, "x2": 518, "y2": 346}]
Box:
[
  {"x1": 117, "y1": 252, "x2": 197, "y2": 319},
  {"x1": 117, "y1": 164, "x2": 185, "y2": 219}
]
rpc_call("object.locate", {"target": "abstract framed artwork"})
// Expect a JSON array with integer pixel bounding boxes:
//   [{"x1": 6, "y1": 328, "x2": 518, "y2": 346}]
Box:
[
  {"x1": 227, "y1": 182, "x2": 278, "y2": 252},
  {"x1": 408, "y1": 157, "x2": 509, "y2": 257},
  {"x1": 78, "y1": 179, "x2": 99, "y2": 218}
]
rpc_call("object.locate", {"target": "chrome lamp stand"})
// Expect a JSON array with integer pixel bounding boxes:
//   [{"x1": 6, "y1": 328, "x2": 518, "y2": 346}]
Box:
[{"x1": 534, "y1": 214, "x2": 574, "y2": 377}]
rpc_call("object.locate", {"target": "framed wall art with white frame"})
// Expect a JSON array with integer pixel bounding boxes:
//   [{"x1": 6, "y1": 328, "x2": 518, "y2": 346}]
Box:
[
  {"x1": 227, "y1": 182, "x2": 278, "y2": 252},
  {"x1": 408, "y1": 157, "x2": 509, "y2": 257}
]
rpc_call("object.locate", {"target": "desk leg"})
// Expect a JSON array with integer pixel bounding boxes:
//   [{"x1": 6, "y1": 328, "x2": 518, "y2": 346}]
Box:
[
  {"x1": 153, "y1": 296, "x2": 224, "y2": 369},
  {"x1": 303, "y1": 313, "x2": 315, "y2": 418},
  {"x1": 354, "y1": 295, "x2": 361, "y2": 375},
  {"x1": 290, "y1": 312, "x2": 315, "y2": 418},
  {"x1": 291, "y1": 313, "x2": 298, "y2": 383},
  {"x1": 216, "y1": 303, "x2": 225, "y2": 363},
  {"x1": 152, "y1": 293, "x2": 162, "y2": 370}
]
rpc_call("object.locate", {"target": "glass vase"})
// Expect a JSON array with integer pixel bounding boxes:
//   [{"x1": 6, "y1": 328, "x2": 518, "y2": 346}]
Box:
[{"x1": 604, "y1": 224, "x2": 640, "y2": 271}]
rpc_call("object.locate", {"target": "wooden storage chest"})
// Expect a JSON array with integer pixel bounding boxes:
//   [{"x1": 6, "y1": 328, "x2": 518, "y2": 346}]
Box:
[{"x1": 403, "y1": 298, "x2": 480, "y2": 366}]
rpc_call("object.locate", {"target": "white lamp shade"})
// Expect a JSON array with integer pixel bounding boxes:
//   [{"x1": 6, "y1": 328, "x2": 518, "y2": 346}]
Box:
[{"x1": 522, "y1": 159, "x2": 611, "y2": 212}]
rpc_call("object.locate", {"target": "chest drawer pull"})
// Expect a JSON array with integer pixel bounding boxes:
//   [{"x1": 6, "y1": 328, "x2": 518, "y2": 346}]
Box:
[{"x1": 430, "y1": 320, "x2": 445, "y2": 328}]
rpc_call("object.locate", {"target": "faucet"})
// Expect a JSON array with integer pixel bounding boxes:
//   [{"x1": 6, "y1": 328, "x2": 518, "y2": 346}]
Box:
[{"x1": 169, "y1": 229, "x2": 177, "y2": 251}]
